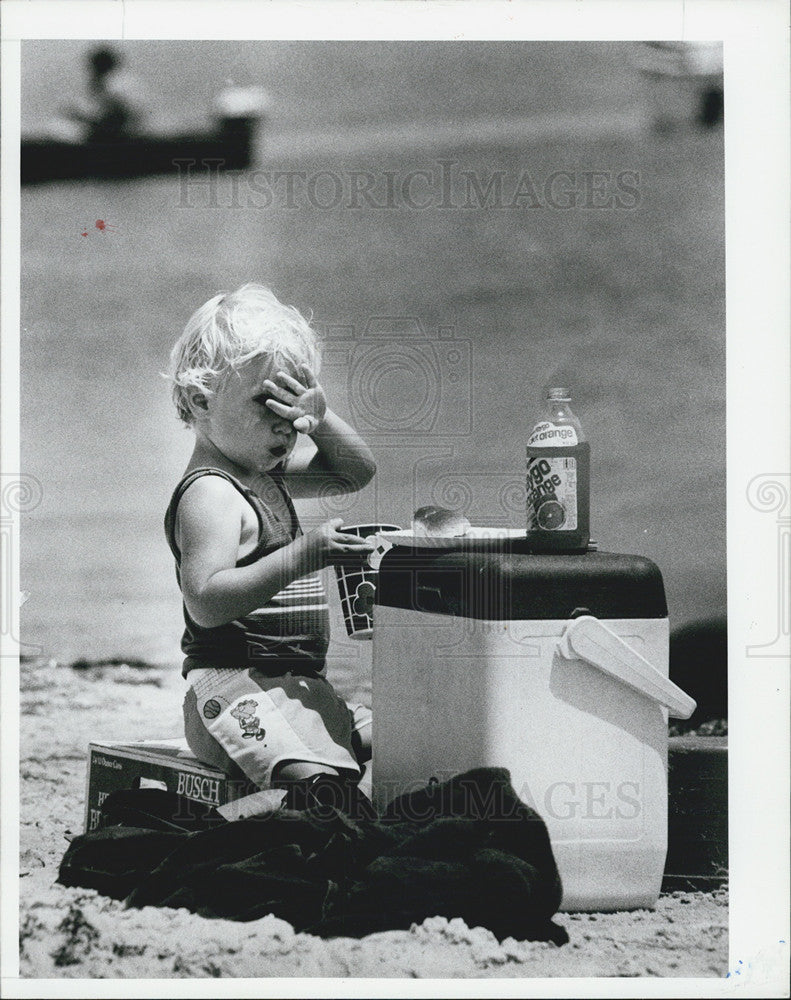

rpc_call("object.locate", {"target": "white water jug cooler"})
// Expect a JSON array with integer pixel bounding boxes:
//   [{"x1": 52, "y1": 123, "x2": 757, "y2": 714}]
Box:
[{"x1": 371, "y1": 547, "x2": 695, "y2": 912}]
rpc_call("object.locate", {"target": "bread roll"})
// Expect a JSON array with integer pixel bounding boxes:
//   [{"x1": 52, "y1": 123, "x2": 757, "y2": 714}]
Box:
[{"x1": 412, "y1": 505, "x2": 471, "y2": 537}]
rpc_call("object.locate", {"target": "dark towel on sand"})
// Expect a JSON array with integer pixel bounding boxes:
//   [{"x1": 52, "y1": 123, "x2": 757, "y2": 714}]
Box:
[{"x1": 59, "y1": 767, "x2": 568, "y2": 944}]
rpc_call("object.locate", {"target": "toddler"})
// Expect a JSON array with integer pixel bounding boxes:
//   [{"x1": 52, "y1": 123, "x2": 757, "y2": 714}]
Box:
[{"x1": 164, "y1": 283, "x2": 376, "y2": 813}]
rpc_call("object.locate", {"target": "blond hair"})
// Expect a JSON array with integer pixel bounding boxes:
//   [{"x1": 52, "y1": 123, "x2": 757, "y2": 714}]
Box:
[{"x1": 166, "y1": 283, "x2": 321, "y2": 425}]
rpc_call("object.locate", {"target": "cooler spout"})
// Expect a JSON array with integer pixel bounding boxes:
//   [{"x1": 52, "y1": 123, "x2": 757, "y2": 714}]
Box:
[{"x1": 557, "y1": 615, "x2": 696, "y2": 719}]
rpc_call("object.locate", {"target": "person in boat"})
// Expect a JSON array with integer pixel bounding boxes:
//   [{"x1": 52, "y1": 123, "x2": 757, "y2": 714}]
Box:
[{"x1": 61, "y1": 45, "x2": 149, "y2": 142}]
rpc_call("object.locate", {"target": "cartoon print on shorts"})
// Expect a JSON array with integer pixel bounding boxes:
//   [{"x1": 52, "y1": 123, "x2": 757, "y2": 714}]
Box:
[
  {"x1": 230, "y1": 699, "x2": 267, "y2": 741},
  {"x1": 202, "y1": 697, "x2": 226, "y2": 720}
]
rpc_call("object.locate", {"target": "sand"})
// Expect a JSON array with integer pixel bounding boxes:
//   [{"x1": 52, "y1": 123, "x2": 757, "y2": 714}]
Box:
[{"x1": 18, "y1": 659, "x2": 728, "y2": 980}]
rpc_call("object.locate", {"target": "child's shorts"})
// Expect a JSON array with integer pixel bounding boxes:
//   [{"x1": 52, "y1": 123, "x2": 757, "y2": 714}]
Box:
[{"x1": 182, "y1": 666, "x2": 369, "y2": 789}]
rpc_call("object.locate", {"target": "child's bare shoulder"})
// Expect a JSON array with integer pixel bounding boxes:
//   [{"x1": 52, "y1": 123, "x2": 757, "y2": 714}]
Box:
[
  {"x1": 174, "y1": 473, "x2": 246, "y2": 549},
  {"x1": 179, "y1": 470, "x2": 244, "y2": 505}
]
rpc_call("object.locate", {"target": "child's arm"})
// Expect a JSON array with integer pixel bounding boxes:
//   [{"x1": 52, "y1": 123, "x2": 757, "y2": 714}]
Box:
[
  {"x1": 286, "y1": 408, "x2": 376, "y2": 499},
  {"x1": 176, "y1": 476, "x2": 372, "y2": 628},
  {"x1": 262, "y1": 366, "x2": 376, "y2": 499}
]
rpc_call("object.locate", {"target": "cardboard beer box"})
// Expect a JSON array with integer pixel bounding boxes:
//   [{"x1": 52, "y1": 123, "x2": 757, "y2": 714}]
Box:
[{"x1": 84, "y1": 738, "x2": 257, "y2": 832}]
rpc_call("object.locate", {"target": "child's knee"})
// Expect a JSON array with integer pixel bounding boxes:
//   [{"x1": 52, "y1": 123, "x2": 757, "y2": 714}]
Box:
[{"x1": 348, "y1": 702, "x2": 372, "y2": 763}]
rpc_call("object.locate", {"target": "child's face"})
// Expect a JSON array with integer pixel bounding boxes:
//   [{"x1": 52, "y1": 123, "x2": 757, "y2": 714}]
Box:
[{"x1": 199, "y1": 356, "x2": 299, "y2": 474}]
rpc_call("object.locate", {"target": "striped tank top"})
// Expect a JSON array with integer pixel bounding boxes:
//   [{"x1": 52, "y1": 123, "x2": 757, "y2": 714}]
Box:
[{"x1": 164, "y1": 468, "x2": 330, "y2": 678}]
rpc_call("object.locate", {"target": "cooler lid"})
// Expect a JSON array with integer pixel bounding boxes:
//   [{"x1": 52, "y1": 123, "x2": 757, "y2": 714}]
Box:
[{"x1": 376, "y1": 548, "x2": 667, "y2": 620}]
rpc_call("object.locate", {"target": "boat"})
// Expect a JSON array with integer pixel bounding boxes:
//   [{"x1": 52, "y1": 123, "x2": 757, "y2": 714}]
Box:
[{"x1": 22, "y1": 87, "x2": 267, "y2": 185}]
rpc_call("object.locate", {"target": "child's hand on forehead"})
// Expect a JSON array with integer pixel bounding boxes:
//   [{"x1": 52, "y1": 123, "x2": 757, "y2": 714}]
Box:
[{"x1": 262, "y1": 364, "x2": 327, "y2": 434}]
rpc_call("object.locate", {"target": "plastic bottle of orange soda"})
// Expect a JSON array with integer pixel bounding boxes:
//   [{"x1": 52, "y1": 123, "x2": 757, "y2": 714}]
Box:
[{"x1": 525, "y1": 388, "x2": 590, "y2": 553}]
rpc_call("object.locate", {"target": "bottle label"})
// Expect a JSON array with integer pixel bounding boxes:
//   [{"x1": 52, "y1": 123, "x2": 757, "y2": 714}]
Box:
[
  {"x1": 527, "y1": 421, "x2": 579, "y2": 447},
  {"x1": 526, "y1": 455, "x2": 578, "y2": 530}
]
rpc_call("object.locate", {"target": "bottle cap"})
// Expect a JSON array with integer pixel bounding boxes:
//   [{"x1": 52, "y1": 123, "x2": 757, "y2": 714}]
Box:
[{"x1": 547, "y1": 387, "x2": 571, "y2": 401}]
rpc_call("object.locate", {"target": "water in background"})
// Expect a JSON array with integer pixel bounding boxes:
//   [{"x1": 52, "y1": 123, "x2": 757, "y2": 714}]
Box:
[
  {"x1": 20, "y1": 43, "x2": 724, "y2": 701},
  {"x1": 22, "y1": 40, "x2": 642, "y2": 137}
]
